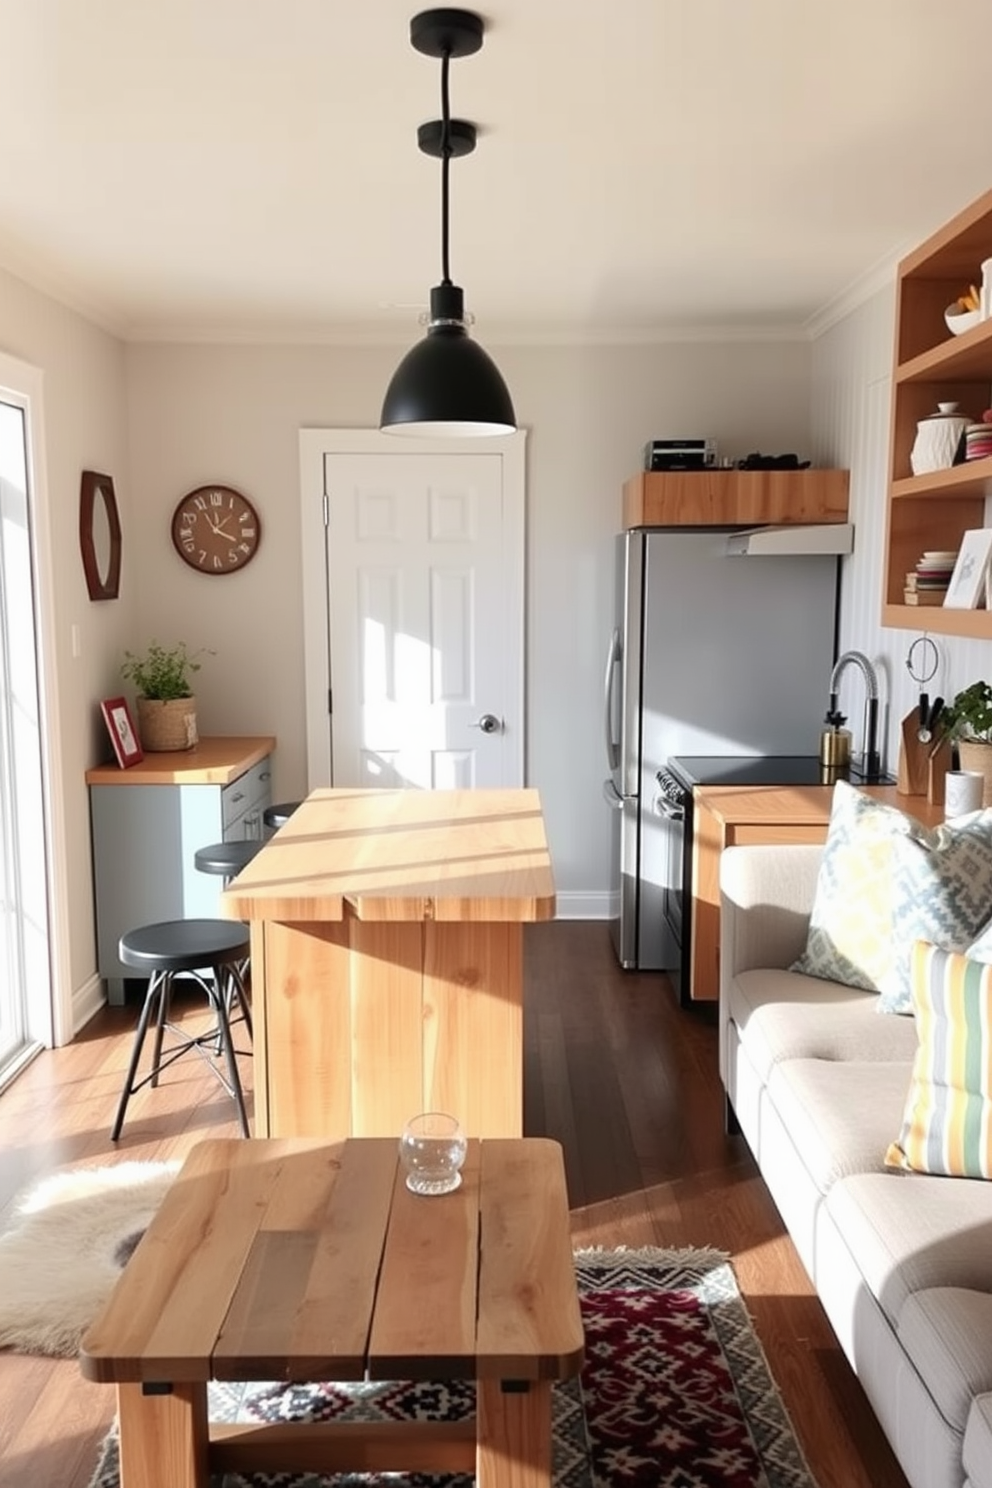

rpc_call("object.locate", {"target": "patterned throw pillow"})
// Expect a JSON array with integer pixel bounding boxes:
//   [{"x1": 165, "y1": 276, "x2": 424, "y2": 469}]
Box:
[
  {"x1": 790, "y1": 780, "x2": 992, "y2": 1014},
  {"x1": 885, "y1": 942, "x2": 992, "y2": 1178}
]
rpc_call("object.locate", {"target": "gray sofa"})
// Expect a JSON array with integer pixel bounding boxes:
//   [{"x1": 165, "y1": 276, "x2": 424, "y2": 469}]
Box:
[{"x1": 719, "y1": 842, "x2": 992, "y2": 1488}]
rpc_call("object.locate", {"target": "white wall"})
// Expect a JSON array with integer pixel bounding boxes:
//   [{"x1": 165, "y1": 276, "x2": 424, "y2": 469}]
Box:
[
  {"x1": 811, "y1": 287, "x2": 992, "y2": 768},
  {"x1": 0, "y1": 267, "x2": 130, "y2": 1029},
  {"x1": 125, "y1": 337, "x2": 814, "y2": 909}
]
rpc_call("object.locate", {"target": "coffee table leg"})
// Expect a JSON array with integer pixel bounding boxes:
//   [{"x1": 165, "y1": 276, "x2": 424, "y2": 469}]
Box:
[
  {"x1": 117, "y1": 1382, "x2": 209, "y2": 1488},
  {"x1": 476, "y1": 1379, "x2": 553, "y2": 1488}
]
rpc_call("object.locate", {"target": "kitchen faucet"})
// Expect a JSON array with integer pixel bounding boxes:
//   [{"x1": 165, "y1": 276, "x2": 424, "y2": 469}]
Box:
[{"x1": 828, "y1": 650, "x2": 881, "y2": 781}]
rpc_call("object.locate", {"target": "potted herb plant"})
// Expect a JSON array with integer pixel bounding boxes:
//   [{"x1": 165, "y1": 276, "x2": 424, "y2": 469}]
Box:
[
  {"x1": 942, "y1": 679, "x2": 992, "y2": 805},
  {"x1": 120, "y1": 641, "x2": 205, "y2": 752}
]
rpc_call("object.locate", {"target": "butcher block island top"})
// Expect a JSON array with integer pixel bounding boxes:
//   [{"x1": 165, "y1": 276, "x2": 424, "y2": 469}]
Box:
[
  {"x1": 223, "y1": 787, "x2": 556, "y2": 925},
  {"x1": 222, "y1": 789, "x2": 556, "y2": 1138}
]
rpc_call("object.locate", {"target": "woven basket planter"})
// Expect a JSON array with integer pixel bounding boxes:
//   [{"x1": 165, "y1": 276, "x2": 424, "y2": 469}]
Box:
[
  {"x1": 136, "y1": 696, "x2": 198, "y2": 752},
  {"x1": 956, "y1": 738, "x2": 992, "y2": 807}
]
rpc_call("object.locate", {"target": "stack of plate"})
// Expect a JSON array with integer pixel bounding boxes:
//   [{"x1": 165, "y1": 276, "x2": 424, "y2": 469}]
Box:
[
  {"x1": 965, "y1": 423, "x2": 992, "y2": 462},
  {"x1": 904, "y1": 550, "x2": 957, "y2": 606}
]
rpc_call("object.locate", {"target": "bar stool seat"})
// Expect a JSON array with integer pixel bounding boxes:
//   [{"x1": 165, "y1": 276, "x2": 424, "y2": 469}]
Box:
[
  {"x1": 194, "y1": 838, "x2": 263, "y2": 881},
  {"x1": 263, "y1": 800, "x2": 302, "y2": 831},
  {"x1": 111, "y1": 919, "x2": 252, "y2": 1142}
]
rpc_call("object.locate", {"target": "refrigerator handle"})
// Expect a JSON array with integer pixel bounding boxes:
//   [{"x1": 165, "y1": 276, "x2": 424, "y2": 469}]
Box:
[
  {"x1": 602, "y1": 778, "x2": 623, "y2": 809},
  {"x1": 603, "y1": 627, "x2": 622, "y2": 772}
]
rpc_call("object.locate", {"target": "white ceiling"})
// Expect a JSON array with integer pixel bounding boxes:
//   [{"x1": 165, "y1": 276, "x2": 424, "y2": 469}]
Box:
[{"x1": 3, "y1": 0, "x2": 992, "y2": 344}]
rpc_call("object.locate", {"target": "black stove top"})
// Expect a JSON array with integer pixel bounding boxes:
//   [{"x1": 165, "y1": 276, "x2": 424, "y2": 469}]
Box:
[{"x1": 667, "y1": 754, "x2": 870, "y2": 790}]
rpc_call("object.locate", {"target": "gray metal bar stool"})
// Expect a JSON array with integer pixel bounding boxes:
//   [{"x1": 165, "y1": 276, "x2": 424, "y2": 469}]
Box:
[
  {"x1": 111, "y1": 919, "x2": 252, "y2": 1141},
  {"x1": 193, "y1": 838, "x2": 264, "y2": 883},
  {"x1": 194, "y1": 838, "x2": 262, "y2": 999},
  {"x1": 263, "y1": 800, "x2": 302, "y2": 831}
]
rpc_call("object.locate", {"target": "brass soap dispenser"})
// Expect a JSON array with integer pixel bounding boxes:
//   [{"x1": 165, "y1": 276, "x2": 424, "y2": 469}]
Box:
[{"x1": 819, "y1": 704, "x2": 852, "y2": 778}]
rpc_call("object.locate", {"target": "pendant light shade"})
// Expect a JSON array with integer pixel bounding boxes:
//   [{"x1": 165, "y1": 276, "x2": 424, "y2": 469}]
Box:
[
  {"x1": 381, "y1": 284, "x2": 515, "y2": 437},
  {"x1": 380, "y1": 9, "x2": 516, "y2": 438}
]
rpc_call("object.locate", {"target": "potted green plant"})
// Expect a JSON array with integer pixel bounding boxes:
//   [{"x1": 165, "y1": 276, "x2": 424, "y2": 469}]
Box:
[
  {"x1": 942, "y1": 680, "x2": 992, "y2": 806},
  {"x1": 120, "y1": 641, "x2": 205, "y2": 752}
]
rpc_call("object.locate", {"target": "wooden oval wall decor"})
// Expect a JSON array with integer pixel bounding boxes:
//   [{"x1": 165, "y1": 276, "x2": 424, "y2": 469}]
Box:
[{"x1": 79, "y1": 470, "x2": 122, "y2": 601}]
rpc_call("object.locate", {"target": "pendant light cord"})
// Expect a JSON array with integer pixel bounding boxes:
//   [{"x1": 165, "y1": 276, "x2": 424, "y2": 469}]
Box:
[{"x1": 440, "y1": 49, "x2": 452, "y2": 287}]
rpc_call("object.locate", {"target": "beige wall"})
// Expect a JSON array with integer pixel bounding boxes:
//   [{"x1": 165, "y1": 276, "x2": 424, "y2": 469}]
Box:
[
  {"x1": 125, "y1": 337, "x2": 815, "y2": 911},
  {"x1": 0, "y1": 285, "x2": 828, "y2": 1030},
  {"x1": 0, "y1": 266, "x2": 130, "y2": 1024}
]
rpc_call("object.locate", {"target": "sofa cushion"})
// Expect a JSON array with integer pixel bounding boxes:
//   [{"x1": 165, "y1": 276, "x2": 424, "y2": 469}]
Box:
[
  {"x1": 897, "y1": 1289, "x2": 992, "y2": 1439},
  {"x1": 767, "y1": 1059, "x2": 912, "y2": 1193},
  {"x1": 887, "y1": 942, "x2": 992, "y2": 1180},
  {"x1": 728, "y1": 968, "x2": 917, "y2": 1085},
  {"x1": 964, "y1": 1394, "x2": 992, "y2": 1488},
  {"x1": 789, "y1": 780, "x2": 992, "y2": 1013},
  {"x1": 824, "y1": 1171, "x2": 992, "y2": 1328}
]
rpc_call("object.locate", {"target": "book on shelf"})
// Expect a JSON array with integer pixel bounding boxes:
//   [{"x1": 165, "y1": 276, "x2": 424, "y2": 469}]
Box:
[{"x1": 903, "y1": 589, "x2": 947, "y2": 606}]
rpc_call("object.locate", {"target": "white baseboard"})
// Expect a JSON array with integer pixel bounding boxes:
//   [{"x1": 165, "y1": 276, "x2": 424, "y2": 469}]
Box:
[
  {"x1": 554, "y1": 891, "x2": 612, "y2": 920},
  {"x1": 72, "y1": 973, "x2": 106, "y2": 1040}
]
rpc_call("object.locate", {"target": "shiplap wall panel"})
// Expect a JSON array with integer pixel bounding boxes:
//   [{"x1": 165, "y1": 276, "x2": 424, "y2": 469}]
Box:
[{"x1": 811, "y1": 285, "x2": 992, "y2": 776}]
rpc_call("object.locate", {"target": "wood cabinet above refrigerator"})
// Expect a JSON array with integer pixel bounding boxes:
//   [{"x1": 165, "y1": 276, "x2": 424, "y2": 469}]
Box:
[{"x1": 623, "y1": 469, "x2": 850, "y2": 529}]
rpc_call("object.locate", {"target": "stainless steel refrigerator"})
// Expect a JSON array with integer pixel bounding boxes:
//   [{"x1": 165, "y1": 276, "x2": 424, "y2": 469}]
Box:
[{"x1": 602, "y1": 526, "x2": 847, "y2": 970}]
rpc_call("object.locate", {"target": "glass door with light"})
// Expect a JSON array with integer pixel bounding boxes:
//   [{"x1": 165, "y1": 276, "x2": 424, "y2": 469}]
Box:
[{"x1": 0, "y1": 395, "x2": 50, "y2": 1085}]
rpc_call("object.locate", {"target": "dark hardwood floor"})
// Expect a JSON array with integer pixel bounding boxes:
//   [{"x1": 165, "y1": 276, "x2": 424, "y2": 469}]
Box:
[{"x1": 0, "y1": 920, "x2": 909, "y2": 1488}]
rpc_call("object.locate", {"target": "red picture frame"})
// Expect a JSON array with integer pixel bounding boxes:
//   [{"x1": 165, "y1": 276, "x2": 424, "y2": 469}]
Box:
[{"x1": 100, "y1": 696, "x2": 143, "y2": 769}]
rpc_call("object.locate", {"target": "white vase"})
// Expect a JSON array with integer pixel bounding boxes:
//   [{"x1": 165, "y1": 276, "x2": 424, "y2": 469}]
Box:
[
  {"x1": 982, "y1": 258, "x2": 992, "y2": 319},
  {"x1": 910, "y1": 404, "x2": 969, "y2": 475}
]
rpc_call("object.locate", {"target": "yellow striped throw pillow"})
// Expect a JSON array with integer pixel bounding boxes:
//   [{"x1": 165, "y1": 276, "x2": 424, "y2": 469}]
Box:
[{"x1": 886, "y1": 941, "x2": 992, "y2": 1178}]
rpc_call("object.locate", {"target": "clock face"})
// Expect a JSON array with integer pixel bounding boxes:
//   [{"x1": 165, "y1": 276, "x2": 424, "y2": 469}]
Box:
[{"x1": 171, "y1": 486, "x2": 261, "y2": 574}]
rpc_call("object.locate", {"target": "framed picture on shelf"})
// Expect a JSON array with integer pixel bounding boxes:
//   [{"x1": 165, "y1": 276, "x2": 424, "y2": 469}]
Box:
[
  {"x1": 100, "y1": 696, "x2": 143, "y2": 768},
  {"x1": 943, "y1": 529, "x2": 992, "y2": 610}
]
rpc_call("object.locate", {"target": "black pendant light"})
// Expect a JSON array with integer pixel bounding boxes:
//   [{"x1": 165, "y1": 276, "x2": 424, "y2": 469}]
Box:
[{"x1": 380, "y1": 8, "x2": 516, "y2": 437}]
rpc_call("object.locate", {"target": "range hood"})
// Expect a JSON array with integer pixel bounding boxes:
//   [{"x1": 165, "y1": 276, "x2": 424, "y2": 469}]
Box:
[{"x1": 725, "y1": 523, "x2": 854, "y2": 557}]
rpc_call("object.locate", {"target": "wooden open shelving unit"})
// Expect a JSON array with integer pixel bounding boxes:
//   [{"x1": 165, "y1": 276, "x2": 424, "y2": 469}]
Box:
[{"x1": 884, "y1": 185, "x2": 992, "y2": 638}]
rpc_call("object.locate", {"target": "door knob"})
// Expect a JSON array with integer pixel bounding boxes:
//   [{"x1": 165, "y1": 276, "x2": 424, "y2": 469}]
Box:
[{"x1": 471, "y1": 713, "x2": 502, "y2": 735}]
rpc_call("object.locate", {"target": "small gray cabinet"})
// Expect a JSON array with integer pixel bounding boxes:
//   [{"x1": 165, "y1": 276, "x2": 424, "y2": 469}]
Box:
[{"x1": 87, "y1": 738, "x2": 274, "y2": 1004}]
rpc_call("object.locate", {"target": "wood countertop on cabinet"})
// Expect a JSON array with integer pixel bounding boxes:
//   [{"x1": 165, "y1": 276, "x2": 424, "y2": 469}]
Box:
[
  {"x1": 85, "y1": 735, "x2": 276, "y2": 786},
  {"x1": 688, "y1": 782, "x2": 944, "y2": 1004}
]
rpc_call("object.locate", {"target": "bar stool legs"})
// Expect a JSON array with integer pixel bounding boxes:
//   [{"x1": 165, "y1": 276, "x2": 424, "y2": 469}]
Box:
[{"x1": 112, "y1": 920, "x2": 253, "y2": 1141}]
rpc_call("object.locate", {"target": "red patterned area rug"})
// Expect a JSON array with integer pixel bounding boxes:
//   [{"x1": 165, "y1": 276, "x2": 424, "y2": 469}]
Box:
[{"x1": 87, "y1": 1246, "x2": 817, "y2": 1488}]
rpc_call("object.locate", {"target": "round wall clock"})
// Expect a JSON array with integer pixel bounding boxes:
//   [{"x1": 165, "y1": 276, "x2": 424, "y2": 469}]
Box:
[{"x1": 171, "y1": 485, "x2": 261, "y2": 574}]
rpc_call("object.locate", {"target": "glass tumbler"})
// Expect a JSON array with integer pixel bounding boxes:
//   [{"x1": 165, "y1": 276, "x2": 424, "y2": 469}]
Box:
[{"x1": 399, "y1": 1112, "x2": 468, "y2": 1195}]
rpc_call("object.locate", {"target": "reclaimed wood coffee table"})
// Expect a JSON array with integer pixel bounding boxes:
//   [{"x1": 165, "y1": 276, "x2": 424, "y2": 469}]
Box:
[{"x1": 80, "y1": 1136, "x2": 583, "y2": 1488}]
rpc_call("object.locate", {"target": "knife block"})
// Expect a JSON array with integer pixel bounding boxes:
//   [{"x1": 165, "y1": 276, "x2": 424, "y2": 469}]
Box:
[{"x1": 897, "y1": 708, "x2": 929, "y2": 796}]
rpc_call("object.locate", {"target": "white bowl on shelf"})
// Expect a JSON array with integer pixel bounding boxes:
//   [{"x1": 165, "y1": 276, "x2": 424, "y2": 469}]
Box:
[{"x1": 945, "y1": 304, "x2": 983, "y2": 335}]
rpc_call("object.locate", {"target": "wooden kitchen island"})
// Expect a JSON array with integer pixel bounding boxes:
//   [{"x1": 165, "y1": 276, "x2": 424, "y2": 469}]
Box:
[
  {"x1": 689, "y1": 781, "x2": 944, "y2": 1004},
  {"x1": 222, "y1": 788, "x2": 556, "y2": 1139}
]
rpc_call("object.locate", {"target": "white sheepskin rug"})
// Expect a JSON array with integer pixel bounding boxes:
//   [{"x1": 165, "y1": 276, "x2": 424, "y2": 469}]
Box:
[{"x1": 0, "y1": 1160, "x2": 179, "y2": 1358}]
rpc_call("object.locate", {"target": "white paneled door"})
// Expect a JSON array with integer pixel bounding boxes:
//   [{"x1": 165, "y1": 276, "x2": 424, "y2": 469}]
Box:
[{"x1": 300, "y1": 431, "x2": 526, "y2": 791}]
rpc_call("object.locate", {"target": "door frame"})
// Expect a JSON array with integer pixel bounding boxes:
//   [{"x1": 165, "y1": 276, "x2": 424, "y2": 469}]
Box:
[
  {"x1": 299, "y1": 428, "x2": 527, "y2": 790},
  {"x1": 0, "y1": 351, "x2": 68, "y2": 1051}
]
